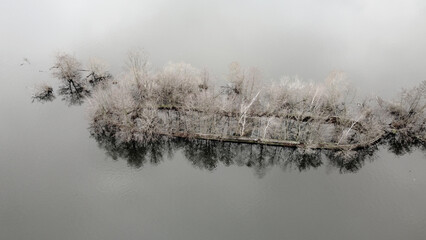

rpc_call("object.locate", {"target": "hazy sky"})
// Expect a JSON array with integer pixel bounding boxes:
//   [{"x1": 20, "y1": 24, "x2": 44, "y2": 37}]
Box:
[{"x1": 2, "y1": 0, "x2": 426, "y2": 96}]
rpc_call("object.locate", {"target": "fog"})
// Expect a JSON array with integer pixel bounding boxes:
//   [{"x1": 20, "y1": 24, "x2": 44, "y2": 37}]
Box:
[
  {"x1": 2, "y1": 0, "x2": 426, "y2": 97},
  {"x1": 1, "y1": 2, "x2": 426, "y2": 240}
]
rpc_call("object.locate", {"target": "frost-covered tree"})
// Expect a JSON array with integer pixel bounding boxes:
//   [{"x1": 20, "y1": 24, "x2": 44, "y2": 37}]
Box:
[
  {"x1": 32, "y1": 83, "x2": 54, "y2": 102},
  {"x1": 82, "y1": 51, "x2": 424, "y2": 153},
  {"x1": 51, "y1": 52, "x2": 84, "y2": 93},
  {"x1": 86, "y1": 58, "x2": 113, "y2": 87},
  {"x1": 122, "y1": 50, "x2": 154, "y2": 103},
  {"x1": 377, "y1": 80, "x2": 426, "y2": 142},
  {"x1": 155, "y1": 62, "x2": 202, "y2": 107}
]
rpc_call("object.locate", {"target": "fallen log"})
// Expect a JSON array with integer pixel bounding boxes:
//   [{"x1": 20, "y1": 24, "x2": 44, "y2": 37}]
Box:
[{"x1": 157, "y1": 130, "x2": 386, "y2": 151}]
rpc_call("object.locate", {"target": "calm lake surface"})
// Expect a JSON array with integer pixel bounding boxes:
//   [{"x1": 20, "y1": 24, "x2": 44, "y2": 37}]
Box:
[
  {"x1": 2, "y1": 1, "x2": 426, "y2": 239},
  {"x1": 0, "y1": 57, "x2": 425, "y2": 240}
]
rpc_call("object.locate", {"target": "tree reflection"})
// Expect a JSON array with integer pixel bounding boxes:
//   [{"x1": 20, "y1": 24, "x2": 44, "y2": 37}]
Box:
[
  {"x1": 91, "y1": 132, "x2": 425, "y2": 177},
  {"x1": 32, "y1": 93, "x2": 55, "y2": 103},
  {"x1": 325, "y1": 145, "x2": 378, "y2": 173},
  {"x1": 280, "y1": 148, "x2": 323, "y2": 172},
  {"x1": 93, "y1": 133, "x2": 174, "y2": 168},
  {"x1": 385, "y1": 132, "x2": 424, "y2": 156},
  {"x1": 58, "y1": 84, "x2": 91, "y2": 106},
  {"x1": 32, "y1": 83, "x2": 56, "y2": 103}
]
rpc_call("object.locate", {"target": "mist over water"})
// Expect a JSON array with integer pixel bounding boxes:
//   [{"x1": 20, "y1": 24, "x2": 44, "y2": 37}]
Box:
[
  {"x1": 1, "y1": 1, "x2": 426, "y2": 240},
  {"x1": 2, "y1": 0, "x2": 426, "y2": 97}
]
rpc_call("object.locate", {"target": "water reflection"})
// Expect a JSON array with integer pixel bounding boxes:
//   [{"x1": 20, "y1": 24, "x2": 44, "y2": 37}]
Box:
[
  {"x1": 32, "y1": 93, "x2": 55, "y2": 103},
  {"x1": 325, "y1": 145, "x2": 378, "y2": 174},
  {"x1": 94, "y1": 134, "x2": 170, "y2": 168},
  {"x1": 30, "y1": 81, "x2": 92, "y2": 106},
  {"x1": 385, "y1": 133, "x2": 426, "y2": 156},
  {"x1": 57, "y1": 85, "x2": 91, "y2": 106},
  {"x1": 92, "y1": 133, "x2": 424, "y2": 177},
  {"x1": 31, "y1": 84, "x2": 56, "y2": 103}
]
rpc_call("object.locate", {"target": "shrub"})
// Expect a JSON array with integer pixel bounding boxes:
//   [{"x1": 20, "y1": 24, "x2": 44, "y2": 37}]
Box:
[
  {"x1": 51, "y1": 52, "x2": 84, "y2": 92},
  {"x1": 32, "y1": 83, "x2": 54, "y2": 102}
]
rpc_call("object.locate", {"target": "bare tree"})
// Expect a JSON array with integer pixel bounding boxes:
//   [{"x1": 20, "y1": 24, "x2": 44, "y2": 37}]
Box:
[
  {"x1": 32, "y1": 82, "x2": 54, "y2": 102},
  {"x1": 51, "y1": 52, "x2": 84, "y2": 93},
  {"x1": 86, "y1": 58, "x2": 112, "y2": 87},
  {"x1": 84, "y1": 52, "x2": 424, "y2": 153}
]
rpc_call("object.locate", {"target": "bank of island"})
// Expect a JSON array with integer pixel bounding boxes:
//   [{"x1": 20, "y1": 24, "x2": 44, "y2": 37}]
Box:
[{"x1": 37, "y1": 52, "x2": 425, "y2": 158}]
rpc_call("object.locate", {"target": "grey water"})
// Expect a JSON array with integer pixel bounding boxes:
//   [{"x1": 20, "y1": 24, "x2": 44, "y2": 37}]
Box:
[{"x1": 1, "y1": 1, "x2": 426, "y2": 239}]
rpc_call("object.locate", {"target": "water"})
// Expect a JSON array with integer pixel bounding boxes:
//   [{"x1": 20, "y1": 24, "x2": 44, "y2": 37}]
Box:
[
  {"x1": 0, "y1": 61, "x2": 424, "y2": 240},
  {"x1": 1, "y1": 1, "x2": 426, "y2": 239}
]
